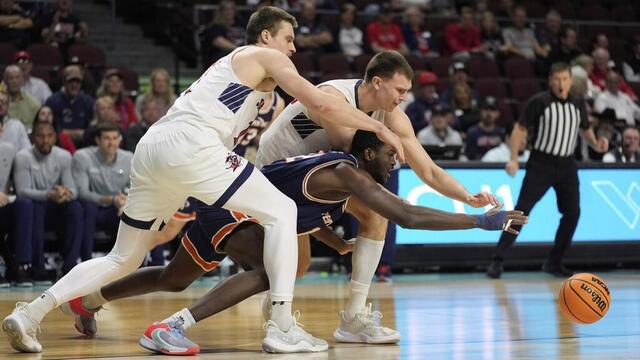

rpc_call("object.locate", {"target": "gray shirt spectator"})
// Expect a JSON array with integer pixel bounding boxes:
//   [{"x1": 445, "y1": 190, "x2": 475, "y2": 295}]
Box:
[
  {"x1": 416, "y1": 105, "x2": 463, "y2": 146},
  {"x1": 502, "y1": 7, "x2": 548, "y2": 60},
  {"x1": 0, "y1": 140, "x2": 15, "y2": 191},
  {"x1": 0, "y1": 116, "x2": 29, "y2": 151},
  {"x1": 14, "y1": 145, "x2": 76, "y2": 202},
  {"x1": 73, "y1": 146, "x2": 132, "y2": 205}
]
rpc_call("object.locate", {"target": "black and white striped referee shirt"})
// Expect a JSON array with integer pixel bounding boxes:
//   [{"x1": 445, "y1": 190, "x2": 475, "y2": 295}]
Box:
[{"x1": 519, "y1": 91, "x2": 589, "y2": 157}]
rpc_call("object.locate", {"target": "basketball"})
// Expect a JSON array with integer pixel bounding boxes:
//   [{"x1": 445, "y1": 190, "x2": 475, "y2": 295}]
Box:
[{"x1": 559, "y1": 273, "x2": 611, "y2": 324}]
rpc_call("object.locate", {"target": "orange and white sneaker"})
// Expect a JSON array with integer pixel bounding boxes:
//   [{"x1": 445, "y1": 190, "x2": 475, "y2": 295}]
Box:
[
  {"x1": 59, "y1": 297, "x2": 100, "y2": 337},
  {"x1": 139, "y1": 319, "x2": 200, "y2": 355}
]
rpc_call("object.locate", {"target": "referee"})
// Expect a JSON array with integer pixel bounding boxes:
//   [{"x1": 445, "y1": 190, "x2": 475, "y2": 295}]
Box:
[{"x1": 487, "y1": 62, "x2": 609, "y2": 279}]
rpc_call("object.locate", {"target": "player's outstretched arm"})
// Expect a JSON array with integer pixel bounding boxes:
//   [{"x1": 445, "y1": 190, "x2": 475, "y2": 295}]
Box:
[
  {"x1": 258, "y1": 49, "x2": 405, "y2": 162},
  {"x1": 333, "y1": 164, "x2": 527, "y2": 232}
]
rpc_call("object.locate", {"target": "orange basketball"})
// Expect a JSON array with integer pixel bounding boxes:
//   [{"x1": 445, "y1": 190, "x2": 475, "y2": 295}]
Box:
[{"x1": 559, "y1": 273, "x2": 611, "y2": 324}]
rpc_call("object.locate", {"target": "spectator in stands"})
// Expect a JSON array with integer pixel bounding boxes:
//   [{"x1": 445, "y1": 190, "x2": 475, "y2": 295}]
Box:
[
  {"x1": 46, "y1": 65, "x2": 94, "y2": 147},
  {"x1": 482, "y1": 123, "x2": 530, "y2": 162},
  {"x1": 535, "y1": 9, "x2": 562, "y2": 52},
  {"x1": 405, "y1": 71, "x2": 439, "y2": 134},
  {"x1": 3, "y1": 65, "x2": 40, "y2": 129},
  {"x1": 83, "y1": 96, "x2": 123, "y2": 147},
  {"x1": 465, "y1": 96, "x2": 505, "y2": 160},
  {"x1": 73, "y1": 122, "x2": 132, "y2": 261},
  {"x1": 13, "y1": 121, "x2": 82, "y2": 280},
  {"x1": 37, "y1": 0, "x2": 88, "y2": 51},
  {"x1": 0, "y1": 0, "x2": 33, "y2": 47},
  {"x1": 33, "y1": 106, "x2": 76, "y2": 154},
  {"x1": 416, "y1": 103, "x2": 463, "y2": 147},
  {"x1": 602, "y1": 126, "x2": 639, "y2": 163},
  {"x1": 13, "y1": 50, "x2": 52, "y2": 105},
  {"x1": 97, "y1": 68, "x2": 137, "y2": 132},
  {"x1": 594, "y1": 72, "x2": 640, "y2": 127},
  {"x1": 444, "y1": 6, "x2": 485, "y2": 61},
  {"x1": 502, "y1": 6, "x2": 548, "y2": 61},
  {"x1": 451, "y1": 82, "x2": 480, "y2": 133},
  {"x1": 336, "y1": 3, "x2": 363, "y2": 61},
  {"x1": 591, "y1": 48, "x2": 637, "y2": 101},
  {"x1": 0, "y1": 91, "x2": 30, "y2": 151},
  {"x1": 201, "y1": 0, "x2": 246, "y2": 66},
  {"x1": 480, "y1": 11, "x2": 507, "y2": 60},
  {"x1": 135, "y1": 68, "x2": 175, "y2": 118},
  {"x1": 547, "y1": 27, "x2": 582, "y2": 75},
  {"x1": 0, "y1": 137, "x2": 35, "y2": 287},
  {"x1": 402, "y1": 6, "x2": 438, "y2": 58},
  {"x1": 439, "y1": 61, "x2": 480, "y2": 105},
  {"x1": 126, "y1": 97, "x2": 162, "y2": 152},
  {"x1": 571, "y1": 55, "x2": 600, "y2": 99},
  {"x1": 68, "y1": 56, "x2": 97, "y2": 96},
  {"x1": 591, "y1": 33, "x2": 609, "y2": 53},
  {"x1": 295, "y1": 0, "x2": 334, "y2": 54},
  {"x1": 622, "y1": 38, "x2": 640, "y2": 83},
  {"x1": 367, "y1": 4, "x2": 409, "y2": 55}
]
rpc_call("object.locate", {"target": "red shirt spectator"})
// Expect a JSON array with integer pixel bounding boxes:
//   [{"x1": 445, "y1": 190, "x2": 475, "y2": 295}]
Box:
[
  {"x1": 97, "y1": 68, "x2": 138, "y2": 131},
  {"x1": 366, "y1": 4, "x2": 409, "y2": 55},
  {"x1": 445, "y1": 7, "x2": 483, "y2": 55},
  {"x1": 591, "y1": 48, "x2": 637, "y2": 101}
]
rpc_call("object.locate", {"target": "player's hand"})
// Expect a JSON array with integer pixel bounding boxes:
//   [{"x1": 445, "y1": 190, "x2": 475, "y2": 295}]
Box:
[
  {"x1": 595, "y1": 137, "x2": 609, "y2": 153},
  {"x1": 475, "y1": 205, "x2": 528, "y2": 234},
  {"x1": 336, "y1": 238, "x2": 356, "y2": 255},
  {"x1": 0, "y1": 192, "x2": 9, "y2": 207},
  {"x1": 466, "y1": 192, "x2": 500, "y2": 208},
  {"x1": 505, "y1": 159, "x2": 519, "y2": 177},
  {"x1": 376, "y1": 127, "x2": 405, "y2": 164}
]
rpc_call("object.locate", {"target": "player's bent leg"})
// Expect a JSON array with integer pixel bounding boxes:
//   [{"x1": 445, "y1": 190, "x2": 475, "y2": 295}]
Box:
[
  {"x1": 220, "y1": 170, "x2": 327, "y2": 353},
  {"x1": 337, "y1": 197, "x2": 400, "y2": 344}
]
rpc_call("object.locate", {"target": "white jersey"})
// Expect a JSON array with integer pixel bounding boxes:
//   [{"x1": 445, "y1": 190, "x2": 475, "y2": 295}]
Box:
[
  {"x1": 157, "y1": 46, "x2": 269, "y2": 149},
  {"x1": 256, "y1": 79, "x2": 386, "y2": 168}
]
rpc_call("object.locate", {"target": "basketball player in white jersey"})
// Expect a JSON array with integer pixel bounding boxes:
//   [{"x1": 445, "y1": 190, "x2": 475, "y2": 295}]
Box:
[
  {"x1": 256, "y1": 51, "x2": 499, "y2": 344},
  {"x1": 2, "y1": 7, "x2": 404, "y2": 354}
]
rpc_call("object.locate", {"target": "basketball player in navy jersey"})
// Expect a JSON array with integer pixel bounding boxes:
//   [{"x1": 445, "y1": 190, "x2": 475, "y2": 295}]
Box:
[
  {"x1": 3, "y1": 7, "x2": 405, "y2": 354},
  {"x1": 235, "y1": 91, "x2": 285, "y2": 162},
  {"x1": 66, "y1": 131, "x2": 526, "y2": 355}
]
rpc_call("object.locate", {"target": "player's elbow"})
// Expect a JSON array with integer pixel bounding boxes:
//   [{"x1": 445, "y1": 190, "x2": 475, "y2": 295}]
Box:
[{"x1": 396, "y1": 215, "x2": 417, "y2": 229}]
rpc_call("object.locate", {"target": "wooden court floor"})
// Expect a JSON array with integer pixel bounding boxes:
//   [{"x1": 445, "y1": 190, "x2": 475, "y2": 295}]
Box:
[{"x1": 0, "y1": 271, "x2": 638, "y2": 359}]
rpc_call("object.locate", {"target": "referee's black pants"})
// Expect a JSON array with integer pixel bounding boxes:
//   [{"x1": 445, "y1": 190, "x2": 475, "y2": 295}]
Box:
[{"x1": 492, "y1": 151, "x2": 580, "y2": 266}]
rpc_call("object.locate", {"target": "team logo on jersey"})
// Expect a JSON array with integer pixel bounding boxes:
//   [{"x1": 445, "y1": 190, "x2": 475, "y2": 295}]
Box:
[
  {"x1": 256, "y1": 98, "x2": 265, "y2": 110},
  {"x1": 321, "y1": 212, "x2": 333, "y2": 226},
  {"x1": 225, "y1": 153, "x2": 242, "y2": 172}
]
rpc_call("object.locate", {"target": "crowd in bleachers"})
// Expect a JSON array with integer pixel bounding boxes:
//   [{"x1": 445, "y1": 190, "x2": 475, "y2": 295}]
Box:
[{"x1": 1, "y1": 0, "x2": 640, "y2": 286}]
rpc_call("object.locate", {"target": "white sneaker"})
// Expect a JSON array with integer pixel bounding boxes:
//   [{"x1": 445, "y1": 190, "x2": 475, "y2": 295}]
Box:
[
  {"x1": 2, "y1": 302, "x2": 42, "y2": 353},
  {"x1": 333, "y1": 303, "x2": 400, "y2": 344},
  {"x1": 262, "y1": 311, "x2": 328, "y2": 353}
]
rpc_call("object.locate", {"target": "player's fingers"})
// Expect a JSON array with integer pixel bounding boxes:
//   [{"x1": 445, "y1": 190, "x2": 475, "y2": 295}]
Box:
[{"x1": 505, "y1": 227, "x2": 519, "y2": 235}]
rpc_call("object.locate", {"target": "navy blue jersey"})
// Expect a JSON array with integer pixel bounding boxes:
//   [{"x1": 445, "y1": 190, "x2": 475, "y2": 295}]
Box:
[
  {"x1": 262, "y1": 151, "x2": 356, "y2": 234},
  {"x1": 235, "y1": 93, "x2": 279, "y2": 156},
  {"x1": 173, "y1": 197, "x2": 197, "y2": 222}
]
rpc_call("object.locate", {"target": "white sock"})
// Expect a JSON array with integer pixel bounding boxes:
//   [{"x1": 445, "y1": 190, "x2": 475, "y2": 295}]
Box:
[
  {"x1": 270, "y1": 301, "x2": 293, "y2": 331},
  {"x1": 83, "y1": 290, "x2": 107, "y2": 310},
  {"x1": 27, "y1": 292, "x2": 57, "y2": 323},
  {"x1": 345, "y1": 236, "x2": 384, "y2": 320},
  {"x1": 163, "y1": 308, "x2": 197, "y2": 330}
]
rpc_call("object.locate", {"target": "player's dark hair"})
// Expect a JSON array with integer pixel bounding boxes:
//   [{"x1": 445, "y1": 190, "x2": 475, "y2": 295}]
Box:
[
  {"x1": 549, "y1": 62, "x2": 571, "y2": 77},
  {"x1": 245, "y1": 6, "x2": 298, "y2": 45},
  {"x1": 350, "y1": 130, "x2": 384, "y2": 157},
  {"x1": 364, "y1": 51, "x2": 414, "y2": 82},
  {"x1": 95, "y1": 122, "x2": 120, "y2": 138}
]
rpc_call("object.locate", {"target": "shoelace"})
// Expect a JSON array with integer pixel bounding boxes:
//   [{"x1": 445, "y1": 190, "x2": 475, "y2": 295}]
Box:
[
  {"x1": 355, "y1": 303, "x2": 384, "y2": 328},
  {"x1": 262, "y1": 310, "x2": 306, "y2": 331},
  {"x1": 168, "y1": 319, "x2": 188, "y2": 339},
  {"x1": 15, "y1": 302, "x2": 41, "y2": 336}
]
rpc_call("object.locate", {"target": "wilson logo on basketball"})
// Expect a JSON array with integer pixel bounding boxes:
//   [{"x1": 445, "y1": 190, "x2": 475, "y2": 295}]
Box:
[
  {"x1": 591, "y1": 276, "x2": 611, "y2": 295},
  {"x1": 580, "y1": 283, "x2": 607, "y2": 311}
]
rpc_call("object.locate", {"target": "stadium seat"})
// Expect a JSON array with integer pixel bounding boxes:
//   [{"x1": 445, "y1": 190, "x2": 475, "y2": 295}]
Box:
[
  {"x1": 497, "y1": 99, "x2": 515, "y2": 128},
  {"x1": 406, "y1": 55, "x2": 427, "y2": 71},
  {"x1": 468, "y1": 57, "x2": 501, "y2": 79},
  {"x1": 31, "y1": 66, "x2": 52, "y2": 84},
  {"x1": 68, "y1": 44, "x2": 107, "y2": 67},
  {"x1": 428, "y1": 56, "x2": 452, "y2": 77},
  {"x1": 577, "y1": 6, "x2": 610, "y2": 21},
  {"x1": 0, "y1": 43, "x2": 16, "y2": 65},
  {"x1": 435, "y1": 78, "x2": 450, "y2": 93},
  {"x1": 354, "y1": 53, "x2": 373, "y2": 77},
  {"x1": 503, "y1": 57, "x2": 536, "y2": 79},
  {"x1": 317, "y1": 53, "x2": 352, "y2": 78},
  {"x1": 511, "y1": 79, "x2": 542, "y2": 101},
  {"x1": 611, "y1": 5, "x2": 637, "y2": 22},
  {"x1": 27, "y1": 44, "x2": 63, "y2": 68},
  {"x1": 115, "y1": 66, "x2": 139, "y2": 93},
  {"x1": 291, "y1": 52, "x2": 316, "y2": 80},
  {"x1": 476, "y1": 79, "x2": 508, "y2": 98}
]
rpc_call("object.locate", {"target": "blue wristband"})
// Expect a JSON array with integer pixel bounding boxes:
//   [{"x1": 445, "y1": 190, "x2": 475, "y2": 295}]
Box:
[{"x1": 474, "y1": 211, "x2": 506, "y2": 230}]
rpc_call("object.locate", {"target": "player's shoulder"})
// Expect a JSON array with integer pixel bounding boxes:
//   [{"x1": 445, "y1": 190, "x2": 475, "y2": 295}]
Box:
[
  {"x1": 117, "y1": 148, "x2": 134, "y2": 159},
  {"x1": 52, "y1": 146, "x2": 72, "y2": 160}
]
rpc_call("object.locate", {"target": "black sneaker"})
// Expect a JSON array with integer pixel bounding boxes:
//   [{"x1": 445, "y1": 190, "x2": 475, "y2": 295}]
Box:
[
  {"x1": 542, "y1": 262, "x2": 574, "y2": 277},
  {"x1": 15, "y1": 265, "x2": 33, "y2": 288},
  {"x1": 32, "y1": 269, "x2": 53, "y2": 286},
  {"x1": 0, "y1": 273, "x2": 9, "y2": 288},
  {"x1": 486, "y1": 260, "x2": 504, "y2": 279}
]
